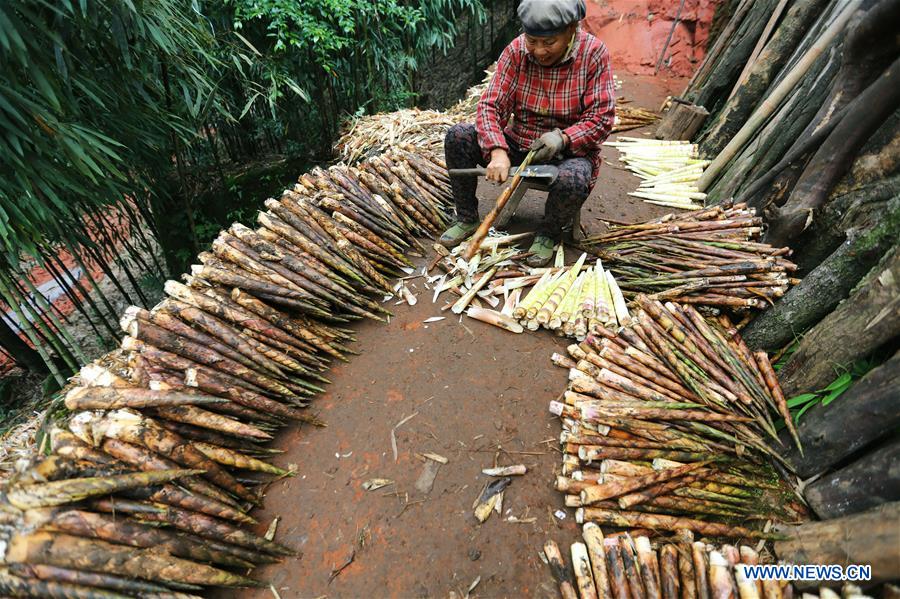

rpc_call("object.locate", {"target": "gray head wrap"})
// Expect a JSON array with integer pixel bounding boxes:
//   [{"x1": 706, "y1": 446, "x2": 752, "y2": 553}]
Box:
[{"x1": 518, "y1": 0, "x2": 586, "y2": 37}]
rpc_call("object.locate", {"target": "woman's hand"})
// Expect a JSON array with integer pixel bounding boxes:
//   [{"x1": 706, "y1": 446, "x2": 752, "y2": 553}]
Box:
[{"x1": 486, "y1": 149, "x2": 511, "y2": 183}]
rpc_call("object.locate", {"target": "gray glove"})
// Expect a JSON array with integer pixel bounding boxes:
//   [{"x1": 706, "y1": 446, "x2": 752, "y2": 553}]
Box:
[{"x1": 530, "y1": 129, "x2": 566, "y2": 163}]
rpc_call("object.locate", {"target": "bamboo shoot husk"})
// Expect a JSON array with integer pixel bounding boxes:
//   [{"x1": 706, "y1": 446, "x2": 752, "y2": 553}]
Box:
[
  {"x1": 64, "y1": 386, "x2": 224, "y2": 411},
  {"x1": 620, "y1": 538, "x2": 646, "y2": 599},
  {"x1": 708, "y1": 551, "x2": 737, "y2": 599},
  {"x1": 26, "y1": 508, "x2": 255, "y2": 569},
  {"x1": 577, "y1": 509, "x2": 783, "y2": 539},
  {"x1": 7, "y1": 564, "x2": 173, "y2": 597},
  {"x1": 4, "y1": 469, "x2": 200, "y2": 510},
  {"x1": 466, "y1": 307, "x2": 524, "y2": 333},
  {"x1": 581, "y1": 462, "x2": 709, "y2": 505},
  {"x1": 635, "y1": 536, "x2": 662, "y2": 599},
  {"x1": 660, "y1": 544, "x2": 681, "y2": 599},
  {"x1": 604, "y1": 537, "x2": 632, "y2": 599}
]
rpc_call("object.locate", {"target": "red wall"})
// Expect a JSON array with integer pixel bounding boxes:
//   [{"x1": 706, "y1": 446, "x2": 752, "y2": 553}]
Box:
[{"x1": 582, "y1": 0, "x2": 721, "y2": 76}]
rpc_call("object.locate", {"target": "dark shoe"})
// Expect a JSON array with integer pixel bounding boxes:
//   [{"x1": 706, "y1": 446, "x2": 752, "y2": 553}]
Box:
[
  {"x1": 526, "y1": 234, "x2": 555, "y2": 267},
  {"x1": 439, "y1": 221, "x2": 478, "y2": 248}
]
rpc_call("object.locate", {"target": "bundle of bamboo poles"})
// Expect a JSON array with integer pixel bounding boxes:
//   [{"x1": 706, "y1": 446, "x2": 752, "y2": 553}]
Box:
[
  {"x1": 581, "y1": 202, "x2": 797, "y2": 311},
  {"x1": 606, "y1": 138, "x2": 709, "y2": 210},
  {"x1": 549, "y1": 295, "x2": 808, "y2": 540},
  {"x1": 544, "y1": 532, "x2": 801, "y2": 599},
  {"x1": 0, "y1": 145, "x2": 454, "y2": 595}
]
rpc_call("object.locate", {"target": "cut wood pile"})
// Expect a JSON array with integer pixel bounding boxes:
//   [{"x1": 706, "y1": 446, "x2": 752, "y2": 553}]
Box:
[
  {"x1": 0, "y1": 149, "x2": 453, "y2": 595},
  {"x1": 581, "y1": 203, "x2": 798, "y2": 311},
  {"x1": 337, "y1": 70, "x2": 658, "y2": 163}
]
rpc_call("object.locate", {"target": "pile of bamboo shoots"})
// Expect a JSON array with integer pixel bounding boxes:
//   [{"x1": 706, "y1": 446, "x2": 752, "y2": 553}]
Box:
[
  {"x1": 606, "y1": 138, "x2": 709, "y2": 210},
  {"x1": 612, "y1": 106, "x2": 661, "y2": 134},
  {"x1": 549, "y1": 295, "x2": 808, "y2": 540},
  {"x1": 427, "y1": 238, "x2": 631, "y2": 340},
  {"x1": 0, "y1": 146, "x2": 454, "y2": 595},
  {"x1": 544, "y1": 533, "x2": 799, "y2": 599},
  {"x1": 582, "y1": 202, "x2": 797, "y2": 310}
]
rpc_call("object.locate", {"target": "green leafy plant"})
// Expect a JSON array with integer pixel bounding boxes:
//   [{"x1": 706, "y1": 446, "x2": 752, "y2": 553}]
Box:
[
  {"x1": 776, "y1": 356, "x2": 879, "y2": 426},
  {"x1": 0, "y1": 0, "x2": 492, "y2": 385}
]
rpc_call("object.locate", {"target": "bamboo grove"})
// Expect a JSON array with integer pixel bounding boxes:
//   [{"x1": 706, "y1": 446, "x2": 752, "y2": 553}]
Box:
[{"x1": 0, "y1": 0, "x2": 486, "y2": 382}]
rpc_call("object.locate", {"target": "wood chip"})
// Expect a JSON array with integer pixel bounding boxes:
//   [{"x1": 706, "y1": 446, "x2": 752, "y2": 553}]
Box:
[{"x1": 422, "y1": 452, "x2": 448, "y2": 464}]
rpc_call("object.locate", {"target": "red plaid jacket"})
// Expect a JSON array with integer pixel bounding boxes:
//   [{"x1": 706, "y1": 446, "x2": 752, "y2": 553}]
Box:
[{"x1": 476, "y1": 29, "x2": 616, "y2": 183}]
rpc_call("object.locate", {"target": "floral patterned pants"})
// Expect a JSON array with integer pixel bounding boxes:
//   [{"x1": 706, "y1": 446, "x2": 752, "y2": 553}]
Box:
[{"x1": 444, "y1": 122, "x2": 593, "y2": 240}]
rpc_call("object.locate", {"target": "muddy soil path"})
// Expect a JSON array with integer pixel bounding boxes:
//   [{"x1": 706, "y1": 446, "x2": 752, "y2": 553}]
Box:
[{"x1": 226, "y1": 75, "x2": 685, "y2": 598}]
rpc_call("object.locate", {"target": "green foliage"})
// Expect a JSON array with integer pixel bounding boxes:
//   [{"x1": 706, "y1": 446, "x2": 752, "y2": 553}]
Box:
[
  {"x1": 0, "y1": 0, "x2": 485, "y2": 379},
  {"x1": 0, "y1": 1, "x2": 227, "y2": 259},
  {"x1": 227, "y1": 0, "x2": 484, "y2": 121},
  {"x1": 773, "y1": 347, "x2": 880, "y2": 428}
]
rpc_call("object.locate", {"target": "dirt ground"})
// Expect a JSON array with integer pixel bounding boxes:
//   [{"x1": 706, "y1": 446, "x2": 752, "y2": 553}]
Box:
[{"x1": 227, "y1": 74, "x2": 687, "y2": 599}]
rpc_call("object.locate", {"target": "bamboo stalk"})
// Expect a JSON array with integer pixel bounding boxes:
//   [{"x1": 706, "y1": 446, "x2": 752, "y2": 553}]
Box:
[{"x1": 463, "y1": 150, "x2": 536, "y2": 259}]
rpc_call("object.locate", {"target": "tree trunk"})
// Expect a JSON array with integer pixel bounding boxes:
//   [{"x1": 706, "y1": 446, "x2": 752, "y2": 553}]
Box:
[
  {"x1": 754, "y1": 0, "x2": 900, "y2": 223},
  {"x1": 740, "y1": 102, "x2": 849, "y2": 210},
  {"x1": 743, "y1": 194, "x2": 900, "y2": 351},
  {"x1": 804, "y1": 437, "x2": 900, "y2": 520},
  {"x1": 792, "y1": 119, "x2": 900, "y2": 270},
  {"x1": 707, "y1": 47, "x2": 838, "y2": 202},
  {"x1": 699, "y1": 0, "x2": 830, "y2": 156},
  {"x1": 774, "y1": 502, "x2": 900, "y2": 587},
  {"x1": 777, "y1": 246, "x2": 900, "y2": 396},
  {"x1": 690, "y1": 0, "x2": 779, "y2": 118},
  {"x1": 655, "y1": 102, "x2": 709, "y2": 141},
  {"x1": 765, "y1": 56, "x2": 900, "y2": 247},
  {"x1": 698, "y1": 0, "x2": 862, "y2": 191},
  {"x1": 779, "y1": 350, "x2": 899, "y2": 478}
]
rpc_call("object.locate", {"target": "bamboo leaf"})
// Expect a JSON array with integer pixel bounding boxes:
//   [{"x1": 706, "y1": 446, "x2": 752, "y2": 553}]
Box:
[
  {"x1": 820, "y1": 372, "x2": 852, "y2": 392},
  {"x1": 785, "y1": 392, "x2": 819, "y2": 408}
]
